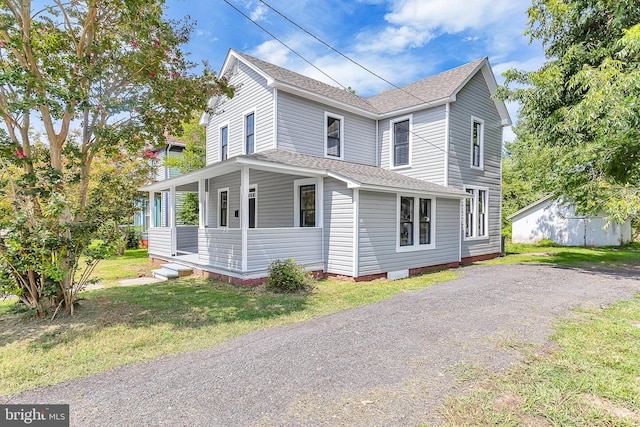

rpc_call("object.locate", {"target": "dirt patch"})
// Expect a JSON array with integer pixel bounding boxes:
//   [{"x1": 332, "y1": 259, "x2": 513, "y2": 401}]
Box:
[{"x1": 582, "y1": 394, "x2": 640, "y2": 423}]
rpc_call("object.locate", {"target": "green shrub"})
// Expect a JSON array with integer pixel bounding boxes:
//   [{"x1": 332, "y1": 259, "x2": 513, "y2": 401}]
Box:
[{"x1": 266, "y1": 259, "x2": 314, "y2": 293}]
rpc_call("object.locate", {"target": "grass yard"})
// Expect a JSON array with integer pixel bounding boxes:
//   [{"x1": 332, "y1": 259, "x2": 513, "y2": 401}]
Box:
[
  {"x1": 0, "y1": 255, "x2": 457, "y2": 395},
  {"x1": 487, "y1": 241, "x2": 640, "y2": 268},
  {"x1": 83, "y1": 248, "x2": 152, "y2": 287},
  {"x1": 441, "y1": 297, "x2": 640, "y2": 426},
  {"x1": 2, "y1": 241, "x2": 639, "y2": 419}
]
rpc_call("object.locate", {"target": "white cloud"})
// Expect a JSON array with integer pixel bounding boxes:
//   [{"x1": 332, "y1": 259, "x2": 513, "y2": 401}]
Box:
[
  {"x1": 355, "y1": 25, "x2": 434, "y2": 54},
  {"x1": 250, "y1": 3, "x2": 268, "y2": 22},
  {"x1": 385, "y1": 0, "x2": 519, "y2": 32}
]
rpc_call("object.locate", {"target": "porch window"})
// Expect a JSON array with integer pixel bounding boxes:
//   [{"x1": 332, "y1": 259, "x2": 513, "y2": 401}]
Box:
[
  {"x1": 219, "y1": 189, "x2": 228, "y2": 227},
  {"x1": 221, "y1": 125, "x2": 228, "y2": 161},
  {"x1": 299, "y1": 184, "x2": 316, "y2": 227},
  {"x1": 248, "y1": 186, "x2": 256, "y2": 228},
  {"x1": 392, "y1": 117, "x2": 411, "y2": 167},
  {"x1": 245, "y1": 112, "x2": 255, "y2": 154},
  {"x1": 325, "y1": 112, "x2": 343, "y2": 159},
  {"x1": 465, "y1": 187, "x2": 488, "y2": 239}
]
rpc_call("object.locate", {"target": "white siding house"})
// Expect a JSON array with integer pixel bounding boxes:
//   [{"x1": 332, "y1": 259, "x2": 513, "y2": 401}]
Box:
[
  {"x1": 508, "y1": 195, "x2": 632, "y2": 247},
  {"x1": 141, "y1": 49, "x2": 511, "y2": 284}
]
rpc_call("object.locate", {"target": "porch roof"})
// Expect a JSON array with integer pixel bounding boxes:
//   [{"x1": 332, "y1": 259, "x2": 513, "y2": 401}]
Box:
[{"x1": 140, "y1": 149, "x2": 469, "y2": 199}]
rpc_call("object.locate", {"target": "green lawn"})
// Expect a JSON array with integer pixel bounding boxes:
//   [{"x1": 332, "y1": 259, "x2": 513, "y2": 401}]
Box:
[
  {"x1": 441, "y1": 297, "x2": 640, "y2": 426},
  {"x1": 2, "y1": 241, "x2": 639, "y2": 419},
  {"x1": 0, "y1": 255, "x2": 457, "y2": 395},
  {"x1": 486, "y1": 241, "x2": 640, "y2": 268}
]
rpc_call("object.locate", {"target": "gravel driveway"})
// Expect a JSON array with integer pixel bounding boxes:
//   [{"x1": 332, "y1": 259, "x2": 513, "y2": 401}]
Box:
[{"x1": 4, "y1": 263, "x2": 640, "y2": 426}]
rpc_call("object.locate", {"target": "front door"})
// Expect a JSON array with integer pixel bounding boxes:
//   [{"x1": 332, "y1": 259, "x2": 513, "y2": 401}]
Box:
[{"x1": 248, "y1": 187, "x2": 256, "y2": 228}]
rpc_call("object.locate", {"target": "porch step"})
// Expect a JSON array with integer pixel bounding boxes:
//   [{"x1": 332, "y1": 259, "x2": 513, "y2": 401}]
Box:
[
  {"x1": 151, "y1": 263, "x2": 193, "y2": 281},
  {"x1": 161, "y1": 263, "x2": 194, "y2": 277}
]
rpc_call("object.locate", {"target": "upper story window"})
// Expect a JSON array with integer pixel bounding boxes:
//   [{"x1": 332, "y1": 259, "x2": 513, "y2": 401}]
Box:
[
  {"x1": 391, "y1": 116, "x2": 411, "y2": 168},
  {"x1": 220, "y1": 125, "x2": 228, "y2": 161},
  {"x1": 398, "y1": 194, "x2": 435, "y2": 251},
  {"x1": 471, "y1": 117, "x2": 484, "y2": 169},
  {"x1": 245, "y1": 112, "x2": 255, "y2": 154},
  {"x1": 465, "y1": 187, "x2": 488, "y2": 239},
  {"x1": 325, "y1": 112, "x2": 343, "y2": 159}
]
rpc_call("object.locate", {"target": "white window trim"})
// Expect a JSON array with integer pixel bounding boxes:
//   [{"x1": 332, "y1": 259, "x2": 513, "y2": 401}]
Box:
[
  {"x1": 396, "y1": 193, "x2": 436, "y2": 252},
  {"x1": 470, "y1": 116, "x2": 484, "y2": 170},
  {"x1": 389, "y1": 115, "x2": 413, "y2": 170},
  {"x1": 248, "y1": 184, "x2": 258, "y2": 228},
  {"x1": 294, "y1": 178, "x2": 320, "y2": 227},
  {"x1": 243, "y1": 108, "x2": 256, "y2": 155},
  {"x1": 464, "y1": 186, "x2": 489, "y2": 241},
  {"x1": 218, "y1": 187, "x2": 229, "y2": 228},
  {"x1": 219, "y1": 121, "x2": 229, "y2": 162},
  {"x1": 324, "y1": 111, "x2": 344, "y2": 160}
]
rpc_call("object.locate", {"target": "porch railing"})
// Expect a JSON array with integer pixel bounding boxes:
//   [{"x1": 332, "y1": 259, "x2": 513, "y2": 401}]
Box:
[
  {"x1": 247, "y1": 227, "x2": 323, "y2": 271},
  {"x1": 148, "y1": 227, "x2": 172, "y2": 257}
]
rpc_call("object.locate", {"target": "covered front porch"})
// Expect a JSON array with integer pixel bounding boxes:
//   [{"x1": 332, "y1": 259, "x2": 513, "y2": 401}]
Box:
[{"x1": 142, "y1": 156, "x2": 326, "y2": 282}]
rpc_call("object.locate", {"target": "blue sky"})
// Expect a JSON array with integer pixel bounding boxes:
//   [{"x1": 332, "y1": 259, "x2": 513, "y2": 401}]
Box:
[{"x1": 164, "y1": 0, "x2": 546, "y2": 141}]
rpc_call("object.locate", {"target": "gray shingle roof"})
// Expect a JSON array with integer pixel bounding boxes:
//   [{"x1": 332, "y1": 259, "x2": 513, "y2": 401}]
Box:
[
  {"x1": 245, "y1": 149, "x2": 468, "y2": 197},
  {"x1": 233, "y1": 51, "x2": 486, "y2": 115},
  {"x1": 234, "y1": 51, "x2": 378, "y2": 113},
  {"x1": 367, "y1": 58, "x2": 486, "y2": 113}
]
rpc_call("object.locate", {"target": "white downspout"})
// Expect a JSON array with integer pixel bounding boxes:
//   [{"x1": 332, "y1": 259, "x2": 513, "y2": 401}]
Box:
[{"x1": 169, "y1": 186, "x2": 177, "y2": 256}]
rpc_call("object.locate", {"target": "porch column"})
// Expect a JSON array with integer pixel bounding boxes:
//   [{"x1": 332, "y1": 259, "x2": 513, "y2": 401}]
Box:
[
  {"x1": 169, "y1": 186, "x2": 177, "y2": 256},
  {"x1": 148, "y1": 191, "x2": 155, "y2": 228},
  {"x1": 198, "y1": 178, "x2": 207, "y2": 229},
  {"x1": 241, "y1": 166, "x2": 249, "y2": 272}
]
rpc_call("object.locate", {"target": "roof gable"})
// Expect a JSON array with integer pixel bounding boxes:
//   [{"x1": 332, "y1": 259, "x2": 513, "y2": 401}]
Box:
[{"x1": 220, "y1": 50, "x2": 510, "y2": 124}]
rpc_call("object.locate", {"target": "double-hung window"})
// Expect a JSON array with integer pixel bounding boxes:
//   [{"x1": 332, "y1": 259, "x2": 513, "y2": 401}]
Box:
[
  {"x1": 465, "y1": 187, "x2": 488, "y2": 239},
  {"x1": 471, "y1": 117, "x2": 484, "y2": 169},
  {"x1": 219, "y1": 189, "x2": 228, "y2": 227},
  {"x1": 398, "y1": 195, "x2": 434, "y2": 250},
  {"x1": 325, "y1": 112, "x2": 343, "y2": 159},
  {"x1": 220, "y1": 125, "x2": 228, "y2": 161},
  {"x1": 392, "y1": 117, "x2": 411, "y2": 167},
  {"x1": 299, "y1": 185, "x2": 316, "y2": 227},
  {"x1": 245, "y1": 112, "x2": 255, "y2": 154}
]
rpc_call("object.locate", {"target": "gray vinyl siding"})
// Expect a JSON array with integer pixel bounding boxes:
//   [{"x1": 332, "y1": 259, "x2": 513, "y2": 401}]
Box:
[
  {"x1": 176, "y1": 226, "x2": 198, "y2": 253},
  {"x1": 323, "y1": 178, "x2": 354, "y2": 276},
  {"x1": 205, "y1": 61, "x2": 274, "y2": 164},
  {"x1": 358, "y1": 191, "x2": 460, "y2": 276},
  {"x1": 277, "y1": 92, "x2": 376, "y2": 165},
  {"x1": 207, "y1": 171, "x2": 241, "y2": 228},
  {"x1": 247, "y1": 170, "x2": 306, "y2": 228},
  {"x1": 448, "y1": 72, "x2": 502, "y2": 257},
  {"x1": 198, "y1": 228, "x2": 242, "y2": 270},
  {"x1": 148, "y1": 228, "x2": 172, "y2": 257},
  {"x1": 379, "y1": 105, "x2": 447, "y2": 185},
  {"x1": 247, "y1": 228, "x2": 323, "y2": 271}
]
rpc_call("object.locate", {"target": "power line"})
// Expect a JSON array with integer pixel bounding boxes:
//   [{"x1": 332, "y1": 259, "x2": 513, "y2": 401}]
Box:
[
  {"x1": 224, "y1": 0, "x2": 449, "y2": 155},
  {"x1": 258, "y1": 0, "x2": 438, "y2": 109},
  {"x1": 222, "y1": 0, "x2": 349, "y2": 91}
]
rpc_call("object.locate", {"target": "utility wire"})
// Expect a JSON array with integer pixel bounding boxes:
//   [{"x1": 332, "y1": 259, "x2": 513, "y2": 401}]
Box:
[
  {"x1": 224, "y1": 0, "x2": 449, "y2": 155},
  {"x1": 258, "y1": 0, "x2": 438, "y2": 108},
  {"x1": 222, "y1": 0, "x2": 350, "y2": 91}
]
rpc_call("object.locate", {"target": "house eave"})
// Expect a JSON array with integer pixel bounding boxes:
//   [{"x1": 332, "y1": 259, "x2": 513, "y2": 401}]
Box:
[{"x1": 270, "y1": 81, "x2": 380, "y2": 119}]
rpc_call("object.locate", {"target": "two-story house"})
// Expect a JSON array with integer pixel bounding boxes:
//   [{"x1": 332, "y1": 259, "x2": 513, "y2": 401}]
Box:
[{"x1": 141, "y1": 49, "x2": 511, "y2": 284}]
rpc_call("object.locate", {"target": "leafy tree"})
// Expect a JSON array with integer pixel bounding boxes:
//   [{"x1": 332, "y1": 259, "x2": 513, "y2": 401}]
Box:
[
  {"x1": 501, "y1": 0, "x2": 640, "y2": 225},
  {"x1": 0, "y1": 0, "x2": 233, "y2": 316},
  {"x1": 162, "y1": 114, "x2": 206, "y2": 225}
]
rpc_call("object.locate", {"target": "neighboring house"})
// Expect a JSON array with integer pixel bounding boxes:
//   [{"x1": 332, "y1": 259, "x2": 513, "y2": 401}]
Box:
[
  {"x1": 508, "y1": 195, "x2": 632, "y2": 247},
  {"x1": 141, "y1": 49, "x2": 511, "y2": 284},
  {"x1": 134, "y1": 137, "x2": 186, "y2": 244}
]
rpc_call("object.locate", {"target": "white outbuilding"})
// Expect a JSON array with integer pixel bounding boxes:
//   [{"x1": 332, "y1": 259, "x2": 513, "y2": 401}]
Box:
[{"x1": 508, "y1": 195, "x2": 632, "y2": 247}]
